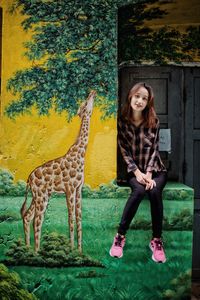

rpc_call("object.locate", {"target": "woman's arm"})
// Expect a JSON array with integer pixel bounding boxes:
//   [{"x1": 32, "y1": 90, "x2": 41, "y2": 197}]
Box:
[
  {"x1": 118, "y1": 118, "x2": 138, "y2": 173},
  {"x1": 146, "y1": 120, "x2": 160, "y2": 172}
]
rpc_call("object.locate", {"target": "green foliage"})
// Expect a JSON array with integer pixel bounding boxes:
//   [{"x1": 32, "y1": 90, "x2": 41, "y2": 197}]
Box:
[
  {"x1": 76, "y1": 270, "x2": 106, "y2": 278},
  {"x1": 0, "y1": 263, "x2": 37, "y2": 300},
  {"x1": 0, "y1": 168, "x2": 26, "y2": 196},
  {"x1": 118, "y1": 1, "x2": 199, "y2": 64},
  {"x1": 0, "y1": 211, "x2": 20, "y2": 223},
  {"x1": 3, "y1": 233, "x2": 103, "y2": 268},
  {"x1": 83, "y1": 180, "x2": 130, "y2": 199},
  {"x1": 164, "y1": 209, "x2": 193, "y2": 231},
  {"x1": 130, "y1": 208, "x2": 193, "y2": 230},
  {"x1": 183, "y1": 26, "x2": 200, "y2": 57},
  {"x1": 6, "y1": 0, "x2": 199, "y2": 119},
  {"x1": 6, "y1": 0, "x2": 125, "y2": 119},
  {"x1": 162, "y1": 269, "x2": 191, "y2": 299}
]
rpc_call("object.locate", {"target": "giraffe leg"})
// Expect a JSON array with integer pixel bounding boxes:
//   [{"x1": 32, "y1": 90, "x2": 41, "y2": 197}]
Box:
[
  {"x1": 33, "y1": 196, "x2": 48, "y2": 252},
  {"x1": 66, "y1": 190, "x2": 76, "y2": 251},
  {"x1": 22, "y1": 199, "x2": 35, "y2": 247},
  {"x1": 75, "y1": 185, "x2": 83, "y2": 254}
]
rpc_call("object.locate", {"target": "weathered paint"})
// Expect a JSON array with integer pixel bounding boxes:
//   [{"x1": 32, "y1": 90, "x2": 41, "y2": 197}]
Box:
[{"x1": 0, "y1": 2, "x2": 116, "y2": 188}]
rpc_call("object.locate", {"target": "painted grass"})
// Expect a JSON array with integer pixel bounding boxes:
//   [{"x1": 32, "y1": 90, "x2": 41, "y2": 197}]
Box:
[{"x1": 0, "y1": 196, "x2": 193, "y2": 299}]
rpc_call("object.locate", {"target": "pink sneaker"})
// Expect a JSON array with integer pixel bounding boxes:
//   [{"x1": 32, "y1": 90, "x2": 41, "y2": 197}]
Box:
[
  {"x1": 109, "y1": 234, "x2": 125, "y2": 258},
  {"x1": 150, "y1": 238, "x2": 166, "y2": 263}
]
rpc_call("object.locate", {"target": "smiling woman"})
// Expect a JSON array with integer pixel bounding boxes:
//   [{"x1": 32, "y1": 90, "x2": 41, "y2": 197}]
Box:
[{"x1": 110, "y1": 82, "x2": 167, "y2": 262}]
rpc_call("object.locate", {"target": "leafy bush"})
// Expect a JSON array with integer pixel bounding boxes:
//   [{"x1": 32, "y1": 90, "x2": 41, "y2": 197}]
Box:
[
  {"x1": 0, "y1": 169, "x2": 26, "y2": 196},
  {"x1": 83, "y1": 180, "x2": 130, "y2": 199},
  {"x1": 130, "y1": 209, "x2": 192, "y2": 231},
  {"x1": 162, "y1": 269, "x2": 191, "y2": 299},
  {"x1": 0, "y1": 211, "x2": 20, "y2": 223},
  {"x1": 0, "y1": 263, "x2": 37, "y2": 300},
  {"x1": 3, "y1": 233, "x2": 104, "y2": 268},
  {"x1": 76, "y1": 270, "x2": 106, "y2": 278},
  {"x1": 167, "y1": 209, "x2": 193, "y2": 230}
]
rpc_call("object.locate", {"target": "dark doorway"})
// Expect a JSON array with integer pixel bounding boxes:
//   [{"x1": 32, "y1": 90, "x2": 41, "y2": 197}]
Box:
[
  {"x1": 184, "y1": 67, "x2": 200, "y2": 280},
  {"x1": 117, "y1": 65, "x2": 184, "y2": 184},
  {"x1": 117, "y1": 64, "x2": 200, "y2": 281}
]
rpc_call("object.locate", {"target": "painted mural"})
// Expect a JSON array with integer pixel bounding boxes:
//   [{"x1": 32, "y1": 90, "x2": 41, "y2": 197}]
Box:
[
  {"x1": 0, "y1": 0, "x2": 198, "y2": 299},
  {"x1": 21, "y1": 90, "x2": 96, "y2": 253}
]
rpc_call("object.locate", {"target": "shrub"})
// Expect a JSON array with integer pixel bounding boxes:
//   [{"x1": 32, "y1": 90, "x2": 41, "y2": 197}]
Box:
[
  {"x1": 0, "y1": 263, "x2": 37, "y2": 299},
  {"x1": 0, "y1": 168, "x2": 26, "y2": 196},
  {"x1": 0, "y1": 211, "x2": 20, "y2": 222},
  {"x1": 162, "y1": 269, "x2": 191, "y2": 299},
  {"x1": 130, "y1": 209, "x2": 192, "y2": 231},
  {"x1": 3, "y1": 233, "x2": 104, "y2": 268}
]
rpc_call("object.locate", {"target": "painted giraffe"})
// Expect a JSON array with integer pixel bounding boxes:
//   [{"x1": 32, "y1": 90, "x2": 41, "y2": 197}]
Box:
[{"x1": 21, "y1": 90, "x2": 96, "y2": 253}]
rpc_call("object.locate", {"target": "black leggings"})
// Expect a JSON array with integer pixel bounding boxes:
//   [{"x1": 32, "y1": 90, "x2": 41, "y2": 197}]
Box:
[{"x1": 118, "y1": 171, "x2": 167, "y2": 238}]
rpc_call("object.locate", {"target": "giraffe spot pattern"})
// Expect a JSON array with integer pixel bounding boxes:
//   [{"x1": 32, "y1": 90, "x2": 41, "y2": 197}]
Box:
[
  {"x1": 72, "y1": 161, "x2": 78, "y2": 168},
  {"x1": 44, "y1": 175, "x2": 51, "y2": 181},
  {"x1": 21, "y1": 95, "x2": 93, "y2": 253},
  {"x1": 46, "y1": 168, "x2": 53, "y2": 175},
  {"x1": 63, "y1": 176, "x2": 70, "y2": 182},
  {"x1": 63, "y1": 170, "x2": 68, "y2": 177},
  {"x1": 73, "y1": 180, "x2": 79, "y2": 187},
  {"x1": 42, "y1": 187, "x2": 46, "y2": 193},
  {"x1": 54, "y1": 169, "x2": 61, "y2": 175},
  {"x1": 55, "y1": 158, "x2": 61, "y2": 164},
  {"x1": 35, "y1": 169, "x2": 42, "y2": 179},
  {"x1": 65, "y1": 161, "x2": 70, "y2": 168},
  {"x1": 45, "y1": 162, "x2": 52, "y2": 168},
  {"x1": 72, "y1": 146, "x2": 78, "y2": 152},
  {"x1": 35, "y1": 178, "x2": 42, "y2": 187},
  {"x1": 69, "y1": 170, "x2": 76, "y2": 177},
  {"x1": 55, "y1": 176, "x2": 62, "y2": 186},
  {"x1": 76, "y1": 174, "x2": 82, "y2": 181},
  {"x1": 53, "y1": 164, "x2": 59, "y2": 170},
  {"x1": 61, "y1": 162, "x2": 65, "y2": 170}
]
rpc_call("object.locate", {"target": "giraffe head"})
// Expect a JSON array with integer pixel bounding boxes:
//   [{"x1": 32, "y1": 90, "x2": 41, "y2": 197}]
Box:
[{"x1": 77, "y1": 90, "x2": 96, "y2": 119}]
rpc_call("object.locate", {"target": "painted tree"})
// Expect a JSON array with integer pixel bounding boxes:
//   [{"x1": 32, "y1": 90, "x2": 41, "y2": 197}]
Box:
[
  {"x1": 118, "y1": 3, "x2": 200, "y2": 63},
  {"x1": 6, "y1": 0, "x2": 123, "y2": 119},
  {"x1": 6, "y1": 0, "x2": 199, "y2": 119},
  {"x1": 5, "y1": 0, "x2": 171, "y2": 119}
]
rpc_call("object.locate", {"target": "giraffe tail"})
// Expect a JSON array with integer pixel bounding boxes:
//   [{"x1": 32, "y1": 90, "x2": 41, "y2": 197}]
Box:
[{"x1": 21, "y1": 181, "x2": 30, "y2": 218}]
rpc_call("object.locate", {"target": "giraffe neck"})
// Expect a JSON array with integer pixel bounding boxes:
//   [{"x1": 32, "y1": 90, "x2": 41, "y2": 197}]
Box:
[
  {"x1": 79, "y1": 115, "x2": 90, "y2": 145},
  {"x1": 76, "y1": 115, "x2": 91, "y2": 149}
]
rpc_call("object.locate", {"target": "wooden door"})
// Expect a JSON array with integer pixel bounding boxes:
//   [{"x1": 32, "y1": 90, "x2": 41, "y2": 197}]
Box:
[
  {"x1": 184, "y1": 67, "x2": 200, "y2": 280},
  {"x1": 117, "y1": 66, "x2": 184, "y2": 184}
]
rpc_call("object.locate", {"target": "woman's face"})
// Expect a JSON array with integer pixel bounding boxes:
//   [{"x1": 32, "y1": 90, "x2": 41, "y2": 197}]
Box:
[{"x1": 130, "y1": 87, "x2": 149, "y2": 113}]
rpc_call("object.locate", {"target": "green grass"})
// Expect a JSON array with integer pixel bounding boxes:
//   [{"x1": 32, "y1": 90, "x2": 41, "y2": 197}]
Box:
[{"x1": 0, "y1": 195, "x2": 193, "y2": 300}]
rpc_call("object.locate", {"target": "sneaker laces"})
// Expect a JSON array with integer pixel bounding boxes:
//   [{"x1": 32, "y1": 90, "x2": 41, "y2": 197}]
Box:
[
  {"x1": 115, "y1": 235, "x2": 123, "y2": 247},
  {"x1": 154, "y1": 239, "x2": 163, "y2": 251}
]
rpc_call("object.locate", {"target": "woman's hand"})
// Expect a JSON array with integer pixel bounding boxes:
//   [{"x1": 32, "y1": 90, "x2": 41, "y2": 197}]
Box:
[
  {"x1": 134, "y1": 169, "x2": 147, "y2": 185},
  {"x1": 134, "y1": 170, "x2": 156, "y2": 190},
  {"x1": 144, "y1": 172, "x2": 156, "y2": 190},
  {"x1": 145, "y1": 179, "x2": 156, "y2": 190}
]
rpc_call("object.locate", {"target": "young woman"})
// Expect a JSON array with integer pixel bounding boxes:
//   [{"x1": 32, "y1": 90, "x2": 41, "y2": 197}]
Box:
[{"x1": 110, "y1": 82, "x2": 167, "y2": 263}]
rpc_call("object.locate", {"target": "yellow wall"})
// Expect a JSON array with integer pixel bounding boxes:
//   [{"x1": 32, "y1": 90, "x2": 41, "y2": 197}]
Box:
[
  {"x1": 0, "y1": 0, "x2": 199, "y2": 188},
  {"x1": 0, "y1": 0, "x2": 117, "y2": 188}
]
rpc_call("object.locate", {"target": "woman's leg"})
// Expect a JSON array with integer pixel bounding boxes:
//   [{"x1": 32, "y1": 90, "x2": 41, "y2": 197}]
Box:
[
  {"x1": 118, "y1": 176, "x2": 146, "y2": 236},
  {"x1": 147, "y1": 172, "x2": 167, "y2": 238}
]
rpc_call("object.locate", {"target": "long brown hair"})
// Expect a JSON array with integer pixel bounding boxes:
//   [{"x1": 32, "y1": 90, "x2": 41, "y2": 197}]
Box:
[{"x1": 121, "y1": 82, "x2": 158, "y2": 128}]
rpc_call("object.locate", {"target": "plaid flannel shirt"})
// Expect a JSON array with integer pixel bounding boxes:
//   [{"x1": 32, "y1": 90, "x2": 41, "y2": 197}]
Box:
[{"x1": 118, "y1": 116, "x2": 166, "y2": 174}]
